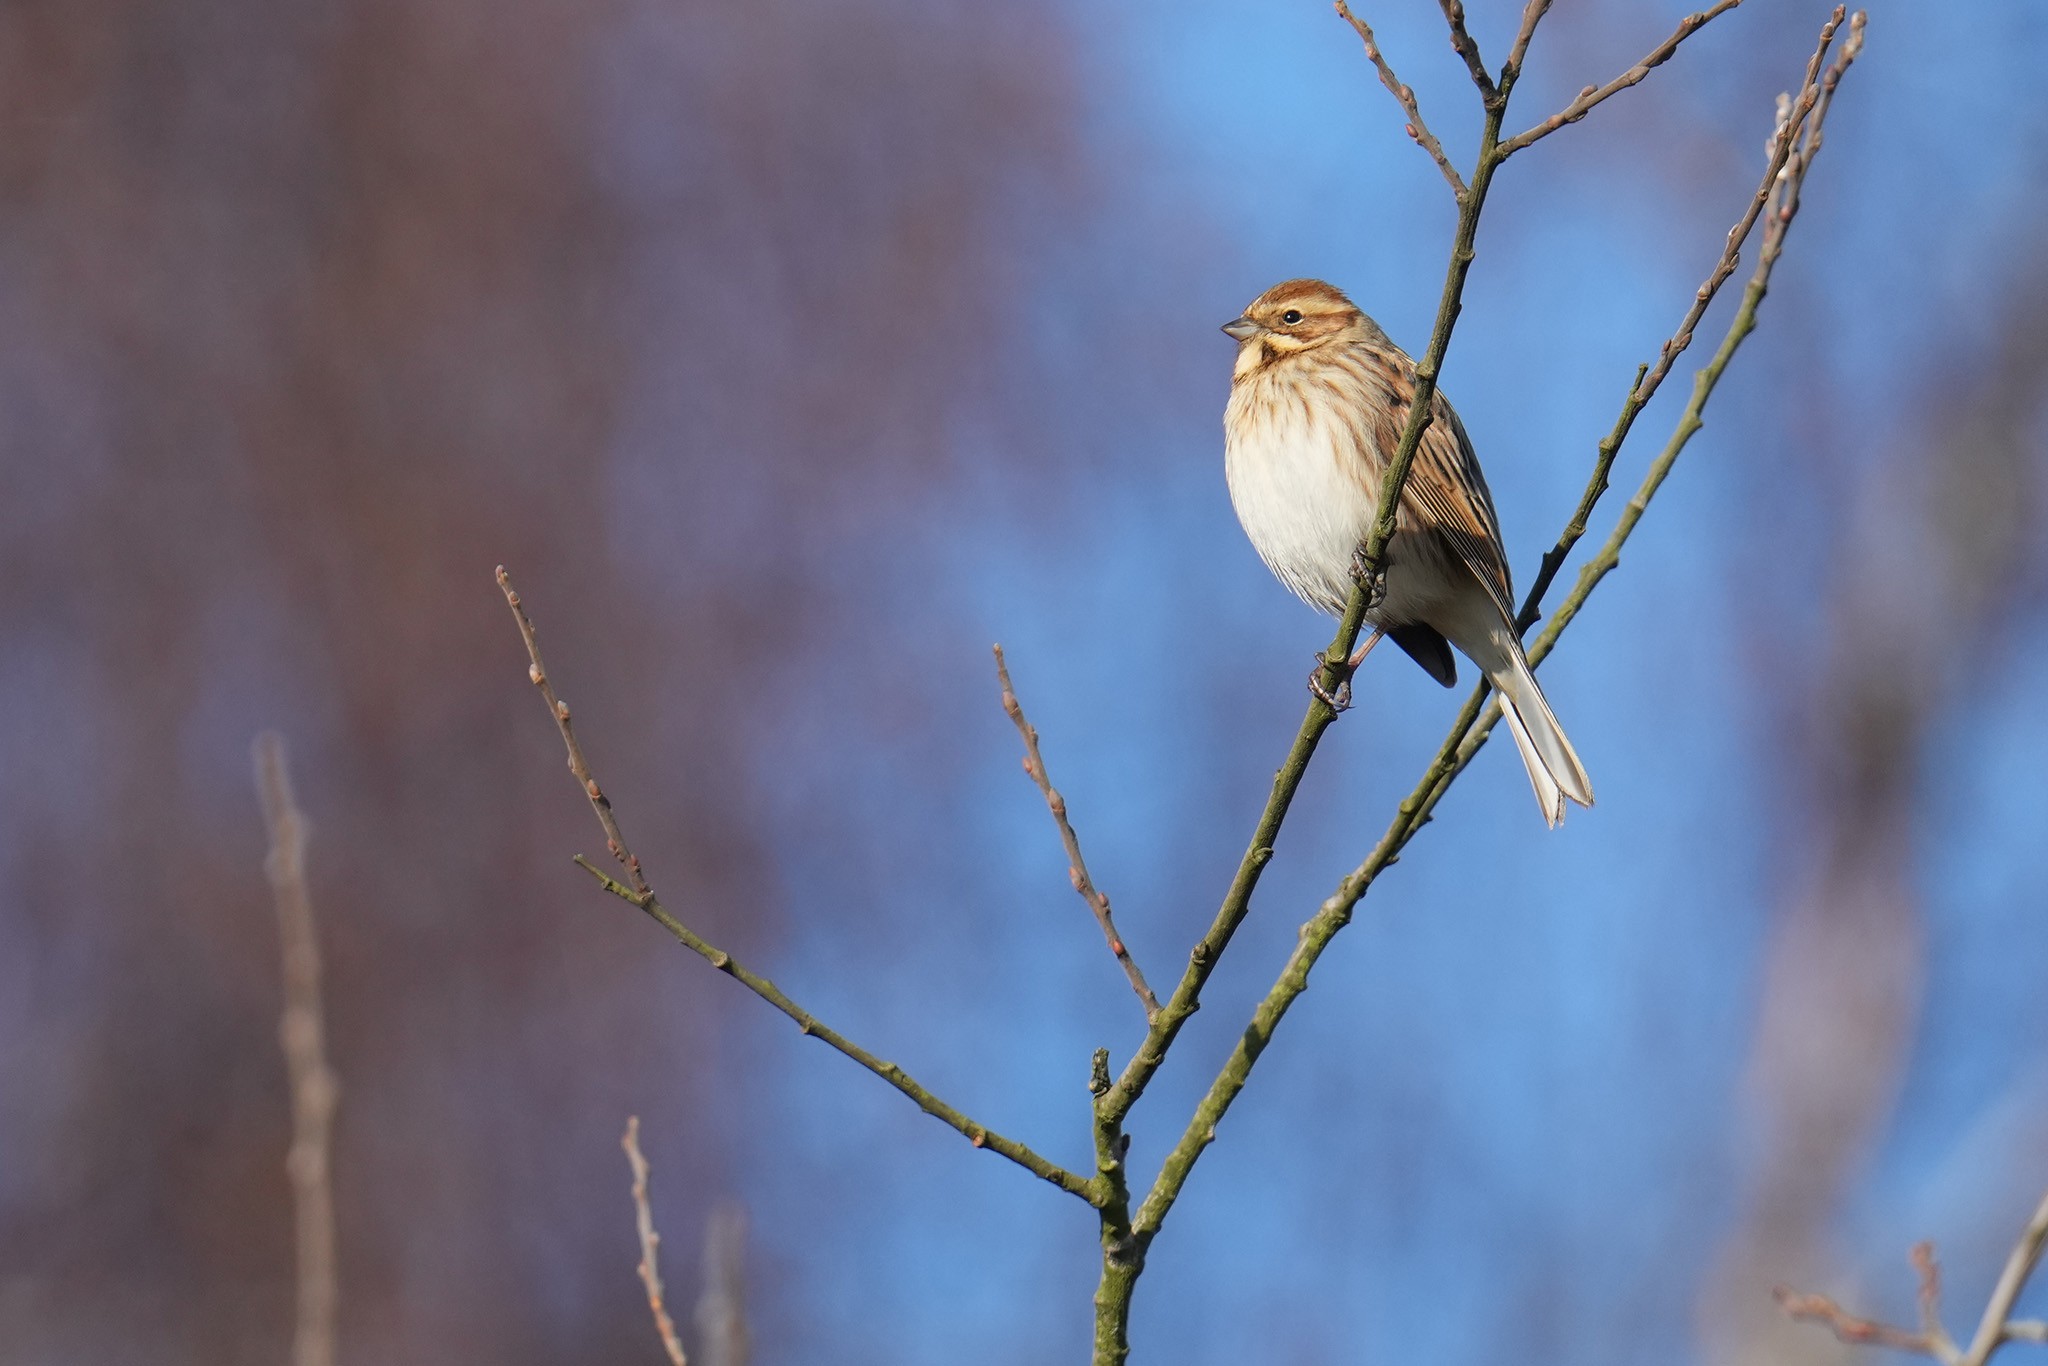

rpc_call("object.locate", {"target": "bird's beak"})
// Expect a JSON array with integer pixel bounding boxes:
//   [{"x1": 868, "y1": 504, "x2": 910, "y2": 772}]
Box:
[{"x1": 1221, "y1": 316, "x2": 1262, "y2": 342}]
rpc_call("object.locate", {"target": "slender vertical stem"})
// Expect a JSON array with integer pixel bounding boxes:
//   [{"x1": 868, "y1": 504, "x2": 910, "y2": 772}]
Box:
[
  {"x1": 623, "y1": 1117, "x2": 691, "y2": 1366},
  {"x1": 1089, "y1": 1048, "x2": 1142, "y2": 1364},
  {"x1": 255, "y1": 734, "x2": 340, "y2": 1366},
  {"x1": 1963, "y1": 1188, "x2": 2048, "y2": 1365}
]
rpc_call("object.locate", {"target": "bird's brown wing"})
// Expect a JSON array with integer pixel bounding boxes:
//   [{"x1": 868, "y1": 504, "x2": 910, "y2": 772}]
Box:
[
  {"x1": 1338, "y1": 339, "x2": 1518, "y2": 627},
  {"x1": 1401, "y1": 391, "x2": 1518, "y2": 627}
]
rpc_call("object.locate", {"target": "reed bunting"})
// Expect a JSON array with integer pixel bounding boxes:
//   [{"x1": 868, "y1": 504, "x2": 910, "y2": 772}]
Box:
[{"x1": 1221, "y1": 278, "x2": 1593, "y2": 826}]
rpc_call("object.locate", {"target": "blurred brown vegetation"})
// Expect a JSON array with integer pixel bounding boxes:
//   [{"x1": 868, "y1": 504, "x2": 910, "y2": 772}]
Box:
[{"x1": 0, "y1": 0, "x2": 1076, "y2": 1359}]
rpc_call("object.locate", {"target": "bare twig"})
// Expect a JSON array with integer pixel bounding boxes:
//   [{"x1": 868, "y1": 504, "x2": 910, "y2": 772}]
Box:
[
  {"x1": 1776, "y1": 1286, "x2": 1956, "y2": 1361},
  {"x1": 1916, "y1": 1242, "x2": 1962, "y2": 1357},
  {"x1": 1769, "y1": 1240, "x2": 1967, "y2": 1364},
  {"x1": 1503, "y1": 0, "x2": 1555, "y2": 84},
  {"x1": 1515, "y1": 8, "x2": 1859, "y2": 674},
  {"x1": 1760, "y1": 11, "x2": 1863, "y2": 268},
  {"x1": 564, "y1": 854, "x2": 1096, "y2": 1201},
  {"x1": 1516, "y1": 4, "x2": 1849, "y2": 630},
  {"x1": 498, "y1": 568, "x2": 1097, "y2": 1204},
  {"x1": 993, "y1": 645, "x2": 1159, "y2": 1022},
  {"x1": 1334, "y1": 1, "x2": 1467, "y2": 199},
  {"x1": 1963, "y1": 1188, "x2": 2048, "y2": 1364},
  {"x1": 1499, "y1": 0, "x2": 1747, "y2": 157},
  {"x1": 1436, "y1": 0, "x2": 1499, "y2": 105},
  {"x1": 254, "y1": 733, "x2": 339, "y2": 1366},
  {"x1": 497, "y1": 572, "x2": 649, "y2": 899},
  {"x1": 622, "y1": 1117, "x2": 689, "y2": 1366},
  {"x1": 695, "y1": 1203, "x2": 749, "y2": 1366},
  {"x1": 1776, "y1": 1188, "x2": 2048, "y2": 1365},
  {"x1": 1648, "y1": 12, "x2": 1837, "y2": 401}
]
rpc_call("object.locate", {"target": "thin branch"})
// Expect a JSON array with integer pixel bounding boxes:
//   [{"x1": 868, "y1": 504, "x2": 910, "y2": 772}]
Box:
[
  {"x1": 1089, "y1": 1047, "x2": 1138, "y2": 1366},
  {"x1": 1128, "y1": 12, "x2": 1863, "y2": 1245},
  {"x1": 1962, "y1": 1188, "x2": 2048, "y2": 1365},
  {"x1": 622, "y1": 1117, "x2": 689, "y2": 1366},
  {"x1": 1516, "y1": 3, "x2": 1848, "y2": 630},
  {"x1": 497, "y1": 568, "x2": 1097, "y2": 1205},
  {"x1": 1334, "y1": 1, "x2": 1467, "y2": 200},
  {"x1": 1437, "y1": 0, "x2": 1499, "y2": 105},
  {"x1": 254, "y1": 733, "x2": 339, "y2": 1366},
  {"x1": 1768, "y1": 1240, "x2": 1968, "y2": 1364},
  {"x1": 1759, "y1": 11, "x2": 1861, "y2": 269},
  {"x1": 498, "y1": 572, "x2": 650, "y2": 898},
  {"x1": 1915, "y1": 1242, "x2": 1963, "y2": 1360},
  {"x1": 1502, "y1": 0, "x2": 1554, "y2": 85},
  {"x1": 1526, "y1": 8, "x2": 1858, "y2": 664},
  {"x1": 993, "y1": 645, "x2": 1159, "y2": 1022},
  {"x1": 1776, "y1": 1287, "x2": 1957, "y2": 1362},
  {"x1": 1499, "y1": 0, "x2": 1747, "y2": 158},
  {"x1": 570, "y1": 853, "x2": 1096, "y2": 1202}
]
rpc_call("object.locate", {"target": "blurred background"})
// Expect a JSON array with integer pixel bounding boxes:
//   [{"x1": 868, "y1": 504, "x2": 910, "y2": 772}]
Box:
[{"x1": 3, "y1": 1, "x2": 2045, "y2": 1361}]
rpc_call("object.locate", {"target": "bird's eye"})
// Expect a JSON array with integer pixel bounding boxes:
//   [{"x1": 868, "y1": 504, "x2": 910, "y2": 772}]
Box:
[{"x1": 1281, "y1": 309, "x2": 1303, "y2": 325}]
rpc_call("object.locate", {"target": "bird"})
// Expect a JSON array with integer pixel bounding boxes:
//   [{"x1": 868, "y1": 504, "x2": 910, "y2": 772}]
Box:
[{"x1": 1220, "y1": 277, "x2": 1593, "y2": 826}]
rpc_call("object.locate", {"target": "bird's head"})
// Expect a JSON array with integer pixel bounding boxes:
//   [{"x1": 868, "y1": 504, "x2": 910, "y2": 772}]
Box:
[{"x1": 1222, "y1": 279, "x2": 1377, "y2": 375}]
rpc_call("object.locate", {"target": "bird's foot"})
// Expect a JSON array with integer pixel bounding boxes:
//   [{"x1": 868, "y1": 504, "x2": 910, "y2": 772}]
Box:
[
  {"x1": 1349, "y1": 549, "x2": 1388, "y2": 612},
  {"x1": 1310, "y1": 651, "x2": 1355, "y2": 712}
]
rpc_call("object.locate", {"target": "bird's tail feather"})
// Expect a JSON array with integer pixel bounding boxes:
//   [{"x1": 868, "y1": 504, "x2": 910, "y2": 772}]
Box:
[{"x1": 1485, "y1": 639, "x2": 1593, "y2": 829}]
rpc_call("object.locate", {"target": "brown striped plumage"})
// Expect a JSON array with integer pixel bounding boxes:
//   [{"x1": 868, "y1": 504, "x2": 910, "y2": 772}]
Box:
[{"x1": 1221, "y1": 278, "x2": 1593, "y2": 826}]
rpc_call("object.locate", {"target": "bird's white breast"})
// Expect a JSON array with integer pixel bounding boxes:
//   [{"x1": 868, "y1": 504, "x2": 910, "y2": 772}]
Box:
[{"x1": 1223, "y1": 373, "x2": 1381, "y2": 615}]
